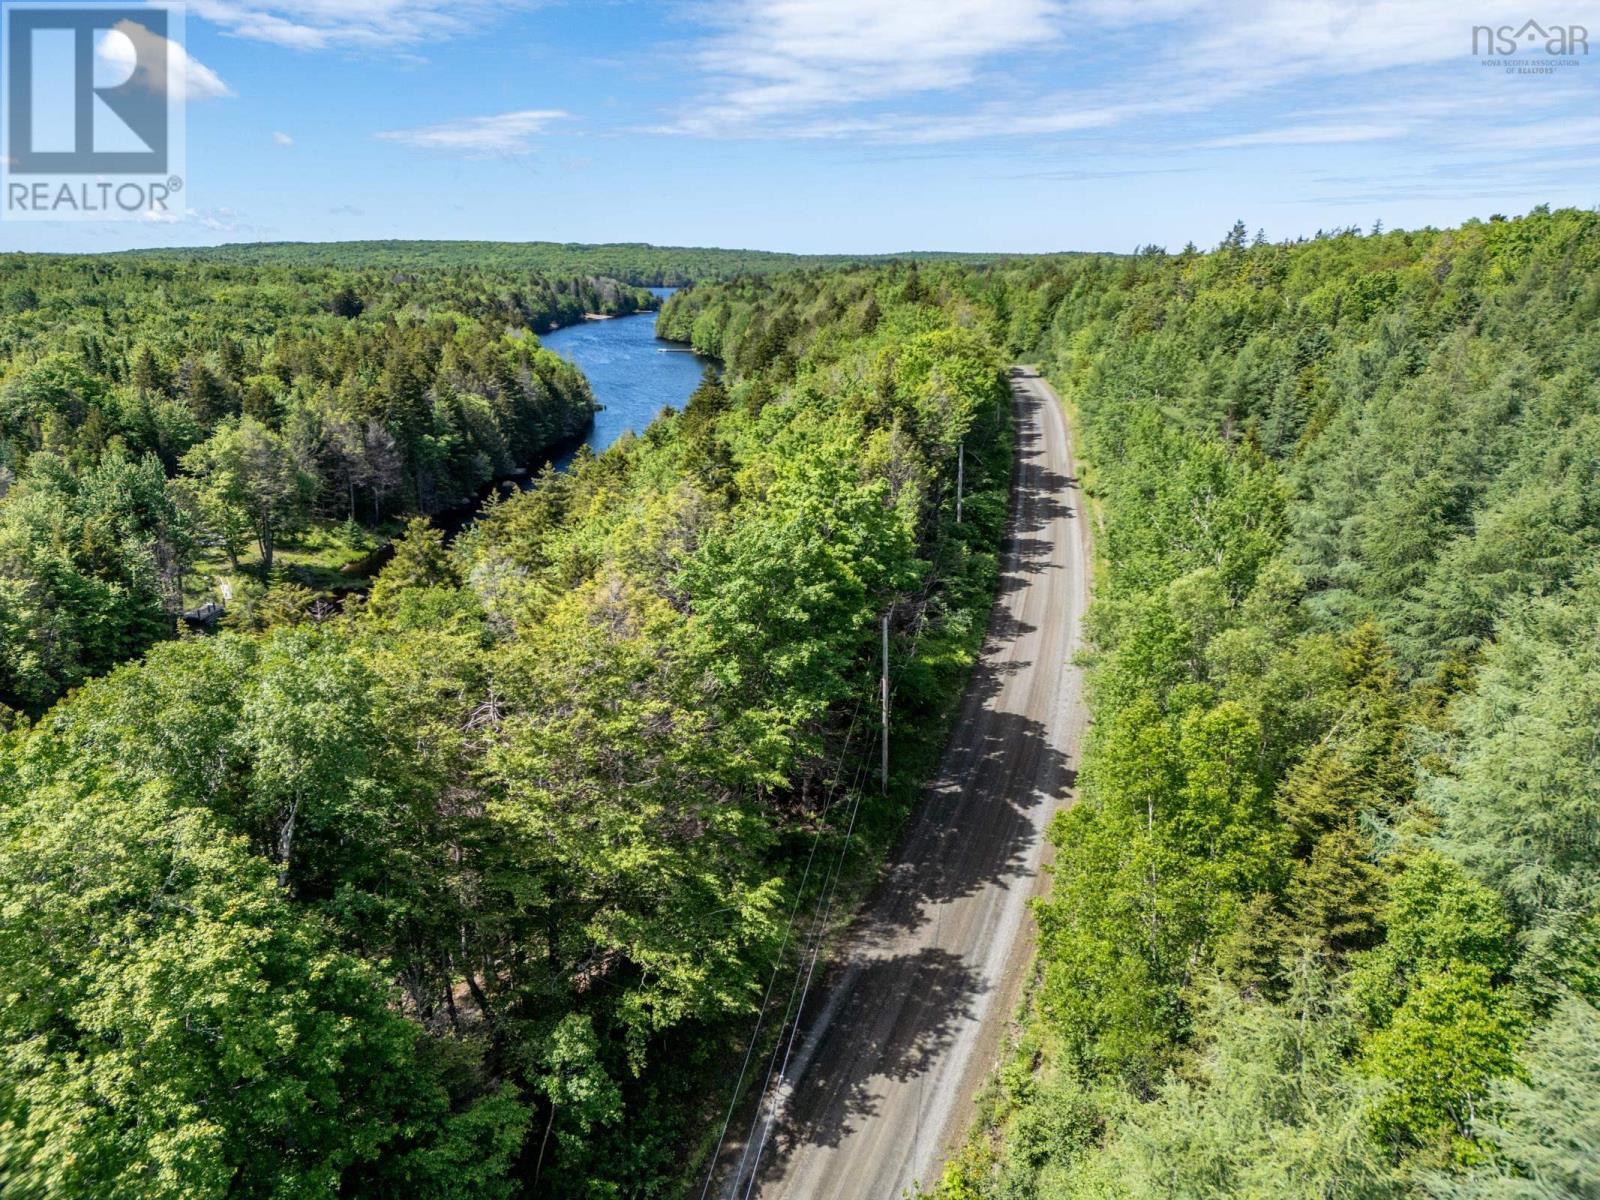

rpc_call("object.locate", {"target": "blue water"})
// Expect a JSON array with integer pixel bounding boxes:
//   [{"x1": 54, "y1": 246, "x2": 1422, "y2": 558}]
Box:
[{"x1": 542, "y1": 287, "x2": 712, "y2": 469}]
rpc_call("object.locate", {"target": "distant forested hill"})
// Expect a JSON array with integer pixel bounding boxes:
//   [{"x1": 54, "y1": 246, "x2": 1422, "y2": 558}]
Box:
[{"x1": 114, "y1": 239, "x2": 1042, "y2": 286}]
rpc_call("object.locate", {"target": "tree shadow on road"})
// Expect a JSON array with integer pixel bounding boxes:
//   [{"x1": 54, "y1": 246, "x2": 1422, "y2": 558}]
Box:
[
  {"x1": 716, "y1": 379, "x2": 1085, "y2": 1197},
  {"x1": 848, "y1": 384, "x2": 1081, "y2": 941},
  {"x1": 853, "y1": 706, "x2": 1071, "y2": 942},
  {"x1": 733, "y1": 945, "x2": 979, "y2": 1188}
]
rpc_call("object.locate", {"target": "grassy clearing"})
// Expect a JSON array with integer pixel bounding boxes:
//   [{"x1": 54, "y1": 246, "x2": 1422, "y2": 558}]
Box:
[{"x1": 183, "y1": 519, "x2": 404, "y2": 609}]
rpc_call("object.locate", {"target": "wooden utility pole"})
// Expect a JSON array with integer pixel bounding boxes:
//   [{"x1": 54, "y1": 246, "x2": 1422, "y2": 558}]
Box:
[
  {"x1": 956, "y1": 440, "x2": 965, "y2": 525},
  {"x1": 880, "y1": 613, "x2": 890, "y2": 794}
]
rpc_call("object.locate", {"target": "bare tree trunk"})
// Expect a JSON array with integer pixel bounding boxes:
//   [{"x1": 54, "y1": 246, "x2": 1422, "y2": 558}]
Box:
[
  {"x1": 442, "y1": 964, "x2": 462, "y2": 1033},
  {"x1": 532, "y1": 1102, "x2": 557, "y2": 1193},
  {"x1": 462, "y1": 967, "x2": 495, "y2": 1024},
  {"x1": 275, "y1": 797, "x2": 300, "y2": 890}
]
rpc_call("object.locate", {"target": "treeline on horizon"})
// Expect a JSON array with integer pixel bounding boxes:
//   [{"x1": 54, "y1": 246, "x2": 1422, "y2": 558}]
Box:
[
  {"x1": 0, "y1": 255, "x2": 663, "y2": 712},
  {"x1": 116, "y1": 239, "x2": 1056, "y2": 287},
  {"x1": 1, "y1": 207, "x2": 1597, "y2": 1199},
  {"x1": 0, "y1": 256, "x2": 1015, "y2": 1197}
]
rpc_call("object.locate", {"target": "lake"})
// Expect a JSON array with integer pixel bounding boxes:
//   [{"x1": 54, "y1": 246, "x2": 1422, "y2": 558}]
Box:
[
  {"x1": 540, "y1": 287, "x2": 713, "y2": 469},
  {"x1": 431, "y1": 290, "x2": 710, "y2": 544}
]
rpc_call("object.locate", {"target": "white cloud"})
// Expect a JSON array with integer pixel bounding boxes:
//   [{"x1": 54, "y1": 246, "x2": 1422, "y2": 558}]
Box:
[
  {"x1": 273, "y1": 130, "x2": 295, "y2": 146},
  {"x1": 1162, "y1": 1, "x2": 1507, "y2": 90},
  {"x1": 1058, "y1": 0, "x2": 1600, "y2": 109},
  {"x1": 665, "y1": 0, "x2": 1600, "y2": 147},
  {"x1": 190, "y1": 0, "x2": 537, "y2": 51},
  {"x1": 97, "y1": 20, "x2": 232, "y2": 101},
  {"x1": 194, "y1": 206, "x2": 243, "y2": 231},
  {"x1": 139, "y1": 205, "x2": 256, "y2": 233},
  {"x1": 673, "y1": 0, "x2": 1066, "y2": 134},
  {"x1": 375, "y1": 109, "x2": 568, "y2": 154},
  {"x1": 1474, "y1": 115, "x2": 1600, "y2": 150},
  {"x1": 1200, "y1": 122, "x2": 1408, "y2": 148}
]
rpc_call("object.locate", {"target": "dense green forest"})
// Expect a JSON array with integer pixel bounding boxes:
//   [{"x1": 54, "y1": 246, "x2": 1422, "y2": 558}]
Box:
[
  {"x1": 663, "y1": 209, "x2": 1600, "y2": 1198},
  {"x1": 3, "y1": 208, "x2": 1598, "y2": 1199},
  {"x1": 120, "y1": 241, "x2": 1024, "y2": 287},
  {"x1": 0, "y1": 256, "x2": 1013, "y2": 1197},
  {"x1": 916, "y1": 208, "x2": 1600, "y2": 1197},
  {"x1": 0, "y1": 255, "x2": 658, "y2": 712}
]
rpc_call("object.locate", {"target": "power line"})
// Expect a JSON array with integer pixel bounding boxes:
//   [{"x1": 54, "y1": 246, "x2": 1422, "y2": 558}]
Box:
[
  {"x1": 740, "y1": 752, "x2": 874, "y2": 1200},
  {"x1": 709, "y1": 576, "x2": 944, "y2": 1196},
  {"x1": 698, "y1": 692, "x2": 869, "y2": 1200},
  {"x1": 726, "y1": 738, "x2": 873, "y2": 1196}
]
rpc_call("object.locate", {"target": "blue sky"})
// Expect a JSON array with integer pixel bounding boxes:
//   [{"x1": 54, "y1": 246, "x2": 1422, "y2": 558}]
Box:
[{"x1": 8, "y1": 0, "x2": 1600, "y2": 253}]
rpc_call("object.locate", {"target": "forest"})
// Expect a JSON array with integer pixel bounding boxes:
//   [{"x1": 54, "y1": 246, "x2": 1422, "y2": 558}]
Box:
[
  {"x1": 2, "y1": 206, "x2": 1598, "y2": 1199},
  {"x1": 928, "y1": 208, "x2": 1600, "y2": 1198},
  {"x1": 123, "y1": 242, "x2": 1023, "y2": 287},
  {"x1": 0, "y1": 252, "x2": 1013, "y2": 1196},
  {"x1": 0, "y1": 254, "x2": 653, "y2": 713}
]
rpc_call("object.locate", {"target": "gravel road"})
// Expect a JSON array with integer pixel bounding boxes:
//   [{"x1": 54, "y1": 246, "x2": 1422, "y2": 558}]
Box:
[{"x1": 717, "y1": 368, "x2": 1092, "y2": 1200}]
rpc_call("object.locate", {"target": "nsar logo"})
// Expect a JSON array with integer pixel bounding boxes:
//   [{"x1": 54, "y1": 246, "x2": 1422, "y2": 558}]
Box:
[{"x1": 1472, "y1": 18, "x2": 1589, "y2": 75}]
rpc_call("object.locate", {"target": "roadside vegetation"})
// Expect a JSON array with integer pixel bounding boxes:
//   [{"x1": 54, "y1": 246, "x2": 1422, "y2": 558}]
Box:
[
  {"x1": 2, "y1": 207, "x2": 1597, "y2": 1199},
  {"x1": 934, "y1": 207, "x2": 1600, "y2": 1199},
  {"x1": 0, "y1": 261, "x2": 1013, "y2": 1198}
]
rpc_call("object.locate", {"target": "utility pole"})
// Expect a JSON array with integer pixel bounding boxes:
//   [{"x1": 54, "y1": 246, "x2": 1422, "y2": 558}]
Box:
[
  {"x1": 955, "y1": 440, "x2": 965, "y2": 525},
  {"x1": 880, "y1": 612, "x2": 890, "y2": 794}
]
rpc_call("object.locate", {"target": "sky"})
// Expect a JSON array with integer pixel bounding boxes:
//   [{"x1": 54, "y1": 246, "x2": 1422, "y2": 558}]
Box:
[{"x1": 6, "y1": 0, "x2": 1600, "y2": 254}]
